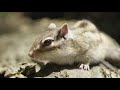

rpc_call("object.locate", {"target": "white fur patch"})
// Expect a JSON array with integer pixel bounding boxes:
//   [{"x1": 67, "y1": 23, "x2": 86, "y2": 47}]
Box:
[
  {"x1": 35, "y1": 45, "x2": 40, "y2": 50},
  {"x1": 28, "y1": 50, "x2": 33, "y2": 56},
  {"x1": 48, "y1": 23, "x2": 56, "y2": 30}
]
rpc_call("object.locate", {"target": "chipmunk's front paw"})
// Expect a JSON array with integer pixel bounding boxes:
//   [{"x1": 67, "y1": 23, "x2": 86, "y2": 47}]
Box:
[{"x1": 79, "y1": 64, "x2": 90, "y2": 71}]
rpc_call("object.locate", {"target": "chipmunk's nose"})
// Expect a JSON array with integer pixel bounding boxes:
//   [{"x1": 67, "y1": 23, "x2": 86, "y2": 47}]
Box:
[{"x1": 28, "y1": 50, "x2": 34, "y2": 58}]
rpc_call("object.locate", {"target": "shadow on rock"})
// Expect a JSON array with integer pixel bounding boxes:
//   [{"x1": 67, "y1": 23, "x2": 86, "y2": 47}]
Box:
[{"x1": 35, "y1": 63, "x2": 79, "y2": 77}]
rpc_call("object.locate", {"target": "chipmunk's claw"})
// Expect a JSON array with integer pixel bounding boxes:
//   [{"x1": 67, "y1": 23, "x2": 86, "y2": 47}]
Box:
[{"x1": 79, "y1": 64, "x2": 90, "y2": 71}]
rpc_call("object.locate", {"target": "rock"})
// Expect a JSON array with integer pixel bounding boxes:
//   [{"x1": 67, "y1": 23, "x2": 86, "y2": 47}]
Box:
[{"x1": 36, "y1": 63, "x2": 120, "y2": 78}]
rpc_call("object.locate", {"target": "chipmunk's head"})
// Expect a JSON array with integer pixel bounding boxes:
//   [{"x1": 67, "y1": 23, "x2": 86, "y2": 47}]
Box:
[{"x1": 28, "y1": 23, "x2": 70, "y2": 63}]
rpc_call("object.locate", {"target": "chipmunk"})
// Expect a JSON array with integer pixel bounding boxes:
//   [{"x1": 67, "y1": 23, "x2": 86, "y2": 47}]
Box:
[{"x1": 28, "y1": 20, "x2": 120, "y2": 71}]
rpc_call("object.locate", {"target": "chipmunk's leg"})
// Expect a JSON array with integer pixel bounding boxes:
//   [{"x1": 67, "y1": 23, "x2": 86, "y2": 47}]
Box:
[{"x1": 79, "y1": 63, "x2": 90, "y2": 71}]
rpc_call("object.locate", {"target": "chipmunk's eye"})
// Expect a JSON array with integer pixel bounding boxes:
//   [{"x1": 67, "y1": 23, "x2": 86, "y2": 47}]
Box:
[{"x1": 43, "y1": 39, "x2": 54, "y2": 46}]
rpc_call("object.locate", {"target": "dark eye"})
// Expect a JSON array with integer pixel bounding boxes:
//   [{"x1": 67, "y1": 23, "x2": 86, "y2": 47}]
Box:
[{"x1": 43, "y1": 39, "x2": 54, "y2": 46}]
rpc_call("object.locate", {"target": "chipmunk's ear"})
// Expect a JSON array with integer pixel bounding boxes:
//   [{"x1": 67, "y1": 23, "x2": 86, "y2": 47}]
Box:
[
  {"x1": 48, "y1": 23, "x2": 57, "y2": 30},
  {"x1": 57, "y1": 23, "x2": 69, "y2": 39}
]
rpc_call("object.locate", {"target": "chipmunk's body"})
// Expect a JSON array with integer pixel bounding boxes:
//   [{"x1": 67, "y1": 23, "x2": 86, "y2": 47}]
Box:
[{"x1": 28, "y1": 20, "x2": 120, "y2": 71}]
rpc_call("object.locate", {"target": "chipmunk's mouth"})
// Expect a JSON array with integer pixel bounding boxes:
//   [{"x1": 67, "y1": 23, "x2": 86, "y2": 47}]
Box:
[
  {"x1": 28, "y1": 50, "x2": 49, "y2": 61},
  {"x1": 31, "y1": 58, "x2": 49, "y2": 64}
]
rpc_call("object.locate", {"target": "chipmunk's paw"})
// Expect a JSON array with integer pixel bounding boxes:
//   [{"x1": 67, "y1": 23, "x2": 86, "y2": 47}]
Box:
[{"x1": 79, "y1": 64, "x2": 90, "y2": 71}]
